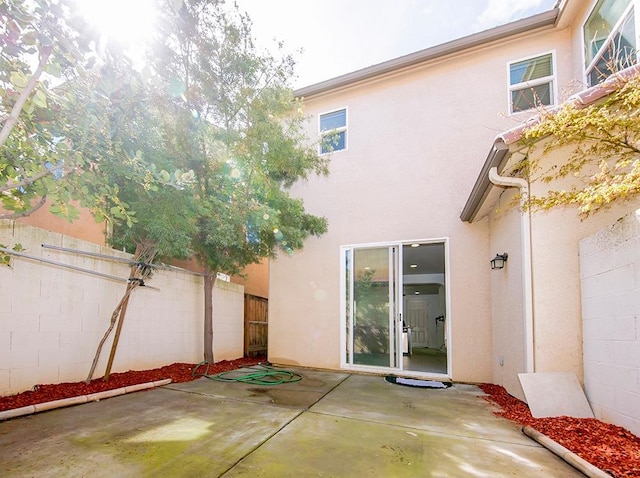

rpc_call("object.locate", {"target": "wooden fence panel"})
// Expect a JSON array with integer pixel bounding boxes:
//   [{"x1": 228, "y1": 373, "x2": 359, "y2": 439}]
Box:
[{"x1": 244, "y1": 294, "x2": 268, "y2": 357}]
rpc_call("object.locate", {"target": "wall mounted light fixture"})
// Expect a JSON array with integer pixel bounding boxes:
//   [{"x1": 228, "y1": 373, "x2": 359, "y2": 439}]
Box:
[{"x1": 490, "y1": 253, "x2": 508, "y2": 270}]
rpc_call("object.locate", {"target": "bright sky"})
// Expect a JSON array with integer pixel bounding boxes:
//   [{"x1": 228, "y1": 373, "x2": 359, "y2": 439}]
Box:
[
  {"x1": 235, "y1": 0, "x2": 558, "y2": 88},
  {"x1": 76, "y1": 0, "x2": 558, "y2": 89}
]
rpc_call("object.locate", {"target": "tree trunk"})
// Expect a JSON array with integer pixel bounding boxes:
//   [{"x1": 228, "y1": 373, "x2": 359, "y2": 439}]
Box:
[{"x1": 203, "y1": 267, "x2": 214, "y2": 363}]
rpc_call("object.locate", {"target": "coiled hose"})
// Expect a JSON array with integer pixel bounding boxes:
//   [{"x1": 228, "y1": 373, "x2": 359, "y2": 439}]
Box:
[{"x1": 192, "y1": 362, "x2": 302, "y2": 386}]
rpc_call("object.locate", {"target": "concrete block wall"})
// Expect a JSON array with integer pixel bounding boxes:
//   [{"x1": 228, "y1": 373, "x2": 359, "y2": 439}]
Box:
[
  {"x1": 0, "y1": 221, "x2": 244, "y2": 396},
  {"x1": 579, "y1": 209, "x2": 640, "y2": 436}
]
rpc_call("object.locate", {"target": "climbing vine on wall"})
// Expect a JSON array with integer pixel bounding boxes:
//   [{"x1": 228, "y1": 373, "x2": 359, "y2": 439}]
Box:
[{"x1": 515, "y1": 69, "x2": 640, "y2": 217}]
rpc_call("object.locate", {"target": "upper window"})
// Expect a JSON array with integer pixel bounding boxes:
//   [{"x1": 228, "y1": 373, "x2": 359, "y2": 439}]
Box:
[
  {"x1": 508, "y1": 53, "x2": 555, "y2": 113},
  {"x1": 319, "y1": 109, "x2": 347, "y2": 154},
  {"x1": 584, "y1": 0, "x2": 637, "y2": 86}
]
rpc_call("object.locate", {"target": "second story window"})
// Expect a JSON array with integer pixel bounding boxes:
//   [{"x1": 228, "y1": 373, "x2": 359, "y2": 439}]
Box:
[
  {"x1": 508, "y1": 53, "x2": 555, "y2": 113},
  {"x1": 319, "y1": 108, "x2": 347, "y2": 154},
  {"x1": 584, "y1": 0, "x2": 637, "y2": 86}
]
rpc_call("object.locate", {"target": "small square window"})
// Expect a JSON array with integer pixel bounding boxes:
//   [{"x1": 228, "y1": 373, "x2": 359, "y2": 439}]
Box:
[
  {"x1": 319, "y1": 108, "x2": 347, "y2": 154},
  {"x1": 508, "y1": 53, "x2": 555, "y2": 113}
]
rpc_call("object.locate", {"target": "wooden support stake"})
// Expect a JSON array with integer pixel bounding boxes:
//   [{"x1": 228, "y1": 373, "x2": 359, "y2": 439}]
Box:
[{"x1": 103, "y1": 246, "x2": 143, "y2": 381}]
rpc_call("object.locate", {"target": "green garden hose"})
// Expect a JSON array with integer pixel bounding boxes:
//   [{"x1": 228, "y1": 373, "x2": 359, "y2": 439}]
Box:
[{"x1": 193, "y1": 362, "x2": 302, "y2": 386}]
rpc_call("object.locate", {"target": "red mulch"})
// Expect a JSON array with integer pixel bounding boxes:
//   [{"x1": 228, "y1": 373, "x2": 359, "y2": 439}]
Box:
[
  {"x1": 479, "y1": 383, "x2": 640, "y2": 478},
  {"x1": 0, "y1": 357, "x2": 265, "y2": 412}
]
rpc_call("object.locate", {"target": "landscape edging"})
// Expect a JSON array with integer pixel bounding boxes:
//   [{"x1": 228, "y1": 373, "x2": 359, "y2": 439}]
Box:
[
  {"x1": 522, "y1": 425, "x2": 611, "y2": 478},
  {"x1": 0, "y1": 378, "x2": 172, "y2": 421}
]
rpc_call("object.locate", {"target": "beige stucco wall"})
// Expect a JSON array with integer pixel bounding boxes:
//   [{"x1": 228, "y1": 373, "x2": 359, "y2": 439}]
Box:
[
  {"x1": 489, "y1": 137, "x2": 640, "y2": 400},
  {"x1": 527, "y1": 147, "x2": 640, "y2": 380},
  {"x1": 0, "y1": 221, "x2": 245, "y2": 396},
  {"x1": 231, "y1": 259, "x2": 269, "y2": 299},
  {"x1": 11, "y1": 201, "x2": 107, "y2": 246},
  {"x1": 488, "y1": 189, "x2": 527, "y2": 400},
  {"x1": 269, "y1": 26, "x2": 573, "y2": 382},
  {"x1": 483, "y1": 0, "x2": 640, "y2": 399}
]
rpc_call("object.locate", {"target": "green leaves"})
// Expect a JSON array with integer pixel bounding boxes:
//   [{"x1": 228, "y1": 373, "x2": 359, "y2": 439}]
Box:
[
  {"x1": 518, "y1": 73, "x2": 640, "y2": 217},
  {"x1": 9, "y1": 70, "x2": 29, "y2": 88},
  {"x1": 2, "y1": 0, "x2": 328, "y2": 274},
  {"x1": 0, "y1": 243, "x2": 24, "y2": 267}
]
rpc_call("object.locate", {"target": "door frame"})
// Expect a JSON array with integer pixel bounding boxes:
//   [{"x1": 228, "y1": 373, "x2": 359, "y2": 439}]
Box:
[{"x1": 340, "y1": 237, "x2": 452, "y2": 379}]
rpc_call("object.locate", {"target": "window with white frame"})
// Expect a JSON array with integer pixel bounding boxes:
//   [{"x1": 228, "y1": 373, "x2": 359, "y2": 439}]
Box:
[
  {"x1": 584, "y1": 0, "x2": 637, "y2": 86},
  {"x1": 508, "y1": 53, "x2": 555, "y2": 113},
  {"x1": 319, "y1": 108, "x2": 347, "y2": 154}
]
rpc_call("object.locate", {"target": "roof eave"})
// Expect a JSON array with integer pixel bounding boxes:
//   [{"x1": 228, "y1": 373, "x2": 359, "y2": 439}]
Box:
[
  {"x1": 460, "y1": 142, "x2": 510, "y2": 222},
  {"x1": 294, "y1": 9, "x2": 559, "y2": 99}
]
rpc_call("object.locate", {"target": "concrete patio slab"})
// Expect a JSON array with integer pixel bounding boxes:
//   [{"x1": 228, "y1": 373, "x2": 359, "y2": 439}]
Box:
[
  {"x1": 0, "y1": 386, "x2": 300, "y2": 478},
  {"x1": 166, "y1": 367, "x2": 349, "y2": 408},
  {"x1": 311, "y1": 374, "x2": 535, "y2": 445},
  {"x1": 224, "y1": 410, "x2": 577, "y2": 477},
  {"x1": 0, "y1": 368, "x2": 583, "y2": 477}
]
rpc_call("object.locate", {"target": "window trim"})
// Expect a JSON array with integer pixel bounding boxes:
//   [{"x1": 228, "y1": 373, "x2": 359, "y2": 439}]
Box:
[
  {"x1": 318, "y1": 107, "x2": 348, "y2": 154},
  {"x1": 507, "y1": 50, "x2": 557, "y2": 114},
  {"x1": 582, "y1": 0, "x2": 637, "y2": 86}
]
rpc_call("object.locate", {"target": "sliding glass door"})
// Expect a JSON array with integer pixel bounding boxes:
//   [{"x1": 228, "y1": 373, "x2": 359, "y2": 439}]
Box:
[
  {"x1": 342, "y1": 239, "x2": 450, "y2": 376},
  {"x1": 343, "y1": 245, "x2": 401, "y2": 368}
]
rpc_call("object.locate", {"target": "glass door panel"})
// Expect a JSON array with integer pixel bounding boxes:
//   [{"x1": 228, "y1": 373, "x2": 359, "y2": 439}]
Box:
[{"x1": 347, "y1": 246, "x2": 400, "y2": 368}]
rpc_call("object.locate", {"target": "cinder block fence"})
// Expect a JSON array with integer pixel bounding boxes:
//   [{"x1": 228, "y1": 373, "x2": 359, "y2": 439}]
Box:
[{"x1": 0, "y1": 221, "x2": 243, "y2": 396}]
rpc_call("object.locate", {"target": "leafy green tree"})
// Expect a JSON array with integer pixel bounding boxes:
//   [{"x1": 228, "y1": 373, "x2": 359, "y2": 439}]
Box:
[
  {"x1": 516, "y1": 70, "x2": 640, "y2": 216},
  {"x1": 106, "y1": 0, "x2": 329, "y2": 363},
  {"x1": 0, "y1": 0, "x2": 181, "y2": 224}
]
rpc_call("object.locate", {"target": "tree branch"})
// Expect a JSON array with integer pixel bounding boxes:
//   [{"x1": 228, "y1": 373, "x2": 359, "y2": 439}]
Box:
[
  {"x1": 0, "y1": 195, "x2": 47, "y2": 220},
  {"x1": 0, "y1": 45, "x2": 53, "y2": 146},
  {"x1": 0, "y1": 163, "x2": 66, "y2": 194}
]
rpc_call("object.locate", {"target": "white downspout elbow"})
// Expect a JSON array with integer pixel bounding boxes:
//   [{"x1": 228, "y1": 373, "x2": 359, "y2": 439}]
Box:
[{"x1": 488, "y1": 167, "x2": 534, "y2": 374}]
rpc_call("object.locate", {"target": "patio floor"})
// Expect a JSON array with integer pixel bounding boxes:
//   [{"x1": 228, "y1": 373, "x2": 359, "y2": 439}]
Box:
[{"x1": 0, "y1": 368, "x2": 582, "y2": 477}]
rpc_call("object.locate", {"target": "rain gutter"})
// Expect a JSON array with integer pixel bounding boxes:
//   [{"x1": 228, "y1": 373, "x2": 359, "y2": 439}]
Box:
[
  {"x1": 459, "y1": 141, "x2": 510, "y2": 222},
  {"x1": 488, "y1": 168, "x2": 535, "y2": 374}
]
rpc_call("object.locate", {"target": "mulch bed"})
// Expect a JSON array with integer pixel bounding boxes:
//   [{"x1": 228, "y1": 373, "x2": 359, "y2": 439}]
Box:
[
  {"x1": 479, "y1": 383, "x2": 640, "y2": 478},
  {"x1": 0, "y1": 357, "x2": 265, "y2": 412}
]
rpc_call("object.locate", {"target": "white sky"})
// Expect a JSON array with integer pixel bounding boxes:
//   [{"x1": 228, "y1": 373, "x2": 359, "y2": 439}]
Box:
[{"x1": 235, "y1": 0, "x2": 558, "y2": 89}]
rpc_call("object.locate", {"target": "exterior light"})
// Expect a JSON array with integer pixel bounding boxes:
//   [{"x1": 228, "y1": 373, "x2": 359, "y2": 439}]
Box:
[{"x1": 490, "y1": 253, "x2": 508, "y2": 270}]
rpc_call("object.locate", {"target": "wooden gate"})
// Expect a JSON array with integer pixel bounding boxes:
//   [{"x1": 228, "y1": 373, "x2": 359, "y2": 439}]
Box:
[{"x1": 244, "y1": 294, "x2": 268, "y2": 357}]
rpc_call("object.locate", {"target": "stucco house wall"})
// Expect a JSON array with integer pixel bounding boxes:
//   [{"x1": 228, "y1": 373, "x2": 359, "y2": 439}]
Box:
[
  {"x1": 489, "y1": 141, "x2": 640, "y2": 396},
  {"x1": 467, "y1": 0, "x2": 640, "y2": 409},
  {"x1": 269, "y1": 23, "x2": 572, "y2": 382},
  {"x1": 11, "y1": 200, "x2": 107, "y2": 246},
  {"x1": 488, "y1": 188, "x2": 527, "y2": 400}
]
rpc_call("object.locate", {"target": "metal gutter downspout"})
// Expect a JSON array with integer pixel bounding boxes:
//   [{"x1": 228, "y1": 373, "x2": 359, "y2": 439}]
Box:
[{"x1": 488, "y1": 167, "x2": 534, "y2": 373}]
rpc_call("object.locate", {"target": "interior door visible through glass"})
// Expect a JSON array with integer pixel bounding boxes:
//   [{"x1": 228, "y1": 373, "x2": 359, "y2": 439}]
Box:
[{"x1": 345, "y1": 246, "x2": 400, "y2": 368}]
